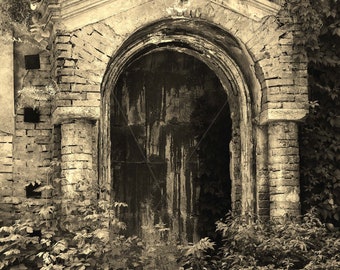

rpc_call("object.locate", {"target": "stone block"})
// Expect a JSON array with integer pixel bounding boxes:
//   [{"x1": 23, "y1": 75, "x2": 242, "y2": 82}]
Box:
[
  {"x1": 0, "y1": 164, "x2": 12, "y2": 173},
  {"x1": 266, "y1": 78, "x2": 294, "y2": 87},
  {"x1": 35, "y1": 122, "x2": 52, "y2": 130},
  {"x1": 71, "y1": 84, "x2": 100, "y2": 92},
  {"x1": 57, "y1": 92, "x2": 86, "y2": 100},
  {"x1": 0, "y1": 143, "x2": 13, "y2": 156},
  {"x1": 269, "y1": 163, "x2": 299, "y2": 172},
  {"x1": 260, "y1": 109, "x2": 308, "y2": 124},
  {"x1": 61, "y1": 160, "x2": 91, "y2": 170},
  {"x1": 62, "y1": 153, "x2": 92, "y2": 162},
  {"x1": 15, "y1": 122, "x2": 35, "y2": 130},
  {"x1": 55, "y1": 100, "x2": 72, "y2": 107},
  {"x1": 58, "y1": 68, "x2": 75, "y2": 76},
  {"x1": 56, "y1": 35, "x2": 71, "y2": 44},
  {"x1": 270, "y1": 178, "x2": 300, "y2": 187},
  {"x1": 0, "y1": 135, "x2": 13, "y2": 143},
  {"x1": 57, "y1": 50, "x2": 72, "y2": 59},
  {"x1": 267, "y1": 94, "x2": 296, "y2": 103},
  {"x1": 72, "y1": 99, "x2": 100, "y2": 107},
  {"x1": 59, "y1": 75, "x2": 88, "y2": 84},
  {"x1": 58, "y1": 83, "x2": 72, "y2": 92},
  {"x1": 86, "y1": 92, "x2": 100, "y2": 101},
  {"x1": 64, "y1": 59, "x2": 77, "y2": 67},
  {"x1": 74, "y1": 70, "x2": 102, "y2": 84}
]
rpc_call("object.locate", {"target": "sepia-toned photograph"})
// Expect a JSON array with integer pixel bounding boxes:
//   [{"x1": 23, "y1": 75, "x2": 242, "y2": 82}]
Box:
[{"x1": 0, "y1": 0, "x2": 339, "y2": 269}]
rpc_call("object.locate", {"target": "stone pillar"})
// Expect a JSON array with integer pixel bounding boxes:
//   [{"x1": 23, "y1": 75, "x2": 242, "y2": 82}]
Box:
[
  {"x1": 268, "y1": 121, "x2": 300, "y2": 218},
  {"x1": 61, "y1": 120, "x2": 94, "y2": 201},
  {"x1": 53, "y1": 107, "x2": 99, "y2": 215},
  {"x1": 255, "y1": 125, "x2": 270, "y2": 218}
]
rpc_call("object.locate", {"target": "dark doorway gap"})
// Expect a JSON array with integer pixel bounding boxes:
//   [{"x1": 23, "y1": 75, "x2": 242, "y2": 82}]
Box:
[{"x1": 111, "y1": 50, "x2": 232, "y2": 242}]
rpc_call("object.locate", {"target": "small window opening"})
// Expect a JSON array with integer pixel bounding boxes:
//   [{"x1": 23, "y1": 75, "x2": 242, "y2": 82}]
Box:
[
  {"x1": 25, "y1": 183, "x2": 42, "y2": 199},
  {"x1": 28, "y1": 229, "x2": 42, "y2": 238},
  {"x1": 24, "y1": 54, "x2": 40, "y2": 70},
  {"x1": 24, "y1": 107, "x2": 40, "y2": 123}
]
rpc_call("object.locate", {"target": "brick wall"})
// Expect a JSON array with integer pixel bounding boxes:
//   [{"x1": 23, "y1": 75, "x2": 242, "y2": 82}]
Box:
[
  {"x1": 268, "y1": 122, "x2": 300, "y2": 217},
  {"x1": 0, "y1": 1, "x2": 309, "y2": 226},
  {"x1": 8, "y1": 46, "x2": 54, "y2": 222},
  {"x1": 0, "y1": 132, "x2": 14, "y2": 225}
]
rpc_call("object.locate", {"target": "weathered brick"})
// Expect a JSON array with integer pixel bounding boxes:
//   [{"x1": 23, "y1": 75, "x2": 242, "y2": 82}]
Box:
[
  {"x1": 56, "y1": 35, "x2": 71, "y2": 44},
  {"x1": 71, "y1": 84, "x2": 100, "y2": 92},
  {"x1": 72, "y1": 99, "x2": 100, "y2": 107},
  {"x1": 57, "y1": 50, "x2": 72, "y2": 59},
  {"x1": 86, "y1": 92, "x2": 100, "y2": 101}
]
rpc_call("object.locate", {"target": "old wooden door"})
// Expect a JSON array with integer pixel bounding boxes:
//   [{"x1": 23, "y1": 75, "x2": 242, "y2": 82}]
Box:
[{"x1": 110, "y1": 50, "x2": 231, "y2": 243}]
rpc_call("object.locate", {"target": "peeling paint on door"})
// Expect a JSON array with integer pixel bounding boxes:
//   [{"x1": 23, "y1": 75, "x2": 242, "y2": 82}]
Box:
[{"x1": 111, "y1": 50, "x2": 231, "y2": 242}]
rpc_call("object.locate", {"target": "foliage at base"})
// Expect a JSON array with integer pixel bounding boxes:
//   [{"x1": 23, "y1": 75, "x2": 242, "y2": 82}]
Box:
[
  {"x1": 0, "y1": 198, "x2": 146, "y2": 270},
  {"x1": 180, "y1": 210, "x2": 340, "y2": 270}
]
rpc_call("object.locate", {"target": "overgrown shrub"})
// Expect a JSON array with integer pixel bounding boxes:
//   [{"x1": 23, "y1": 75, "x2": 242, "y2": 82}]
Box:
[
  {"x1": 178, "y1": 237, "x2": 216, "y2": 270},
  {"x1": 0, "y1": 173, "x2": 180, "y2": 270},
  {"x1": 284, "y1": 0, "x2": 340, "y2": 224},
  {"x1": 0, "y1": 0, "x2": 33, "y2": 35},
  {"x1": 180, "y1": 210, "x2": 340, "y2": 270},
  {"x1": 0, "y1": 196, "x2": 146, "y2": 269}
]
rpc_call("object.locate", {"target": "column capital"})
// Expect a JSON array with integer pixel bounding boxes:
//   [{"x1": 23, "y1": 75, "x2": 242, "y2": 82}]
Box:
[
  {"x1": 52, "y1": 106, "x2": 100, "y2": 125},
  {"x1": 259, "y1": 109, "x2": 308, "y2": 125}
]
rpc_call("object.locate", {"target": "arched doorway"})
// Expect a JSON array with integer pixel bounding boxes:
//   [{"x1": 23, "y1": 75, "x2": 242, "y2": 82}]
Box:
[
  {"x1": 110, "y1": 50, "x2": 232, "y2": 242},
  {"x1": 101, "y1": 19, "x2": 258, "y2": 242}
]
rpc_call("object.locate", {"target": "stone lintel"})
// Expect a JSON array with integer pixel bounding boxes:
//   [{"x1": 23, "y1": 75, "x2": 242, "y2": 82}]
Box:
[
  {"x1": 52, "y1": 107, "x2": 100, "y2": 125},
  {"x1": 259, "y1": 109, "x2": 308, "y2": 125},
  {"x1": 38, "y1": 0, "x2": 281, "y2": 32},
  {"x1": 42, "y1": 0, "x2": 152, "y2": 32}
]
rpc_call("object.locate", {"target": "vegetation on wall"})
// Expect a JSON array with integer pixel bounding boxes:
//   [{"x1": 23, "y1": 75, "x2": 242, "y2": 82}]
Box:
[
  {"x1": 0, "y1": 0, "x2": 339, "y2": 268},
  {"x1": 0, "y1": 0, "x2": 32, "y2": 35},
  {"x1": 0, "y1": 167, "x2": 179, "y2": 269},
  {"x1": 283, "y1": 0, "x2": 340, "y2": 225}
]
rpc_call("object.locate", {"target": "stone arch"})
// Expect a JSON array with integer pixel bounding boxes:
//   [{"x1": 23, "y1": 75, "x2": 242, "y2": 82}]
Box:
[{"x1": 100, "y1": 18, "x2": 262, "y2": 217}]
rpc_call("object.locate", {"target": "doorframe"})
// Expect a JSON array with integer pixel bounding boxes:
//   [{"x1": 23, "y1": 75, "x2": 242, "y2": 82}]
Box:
[{"x1": 100, "y1": 18, "x2": 259, "y2": 216}]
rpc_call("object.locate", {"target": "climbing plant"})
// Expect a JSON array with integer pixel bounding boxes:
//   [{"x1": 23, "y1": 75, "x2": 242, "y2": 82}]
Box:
[
  {"x1": 0, "y1": 0, "x2": 32, "y2": 35},
  {"x1": 282, "y1": 0, "x2": 340, "y2": 225}
]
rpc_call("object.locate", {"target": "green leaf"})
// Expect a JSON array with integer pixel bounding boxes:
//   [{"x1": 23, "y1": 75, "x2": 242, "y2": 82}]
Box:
[
  {"x1": 26, "y1": 226, "x2": 33, "y2": 234},
  {"x1": 4, "y1": 249, "x2": 20, "y2": 256},
  {"x1": 38, "y1": 206, "x2": 55, "y2": 219},
  {"x1": 53, "y1": 240, "x2": 68, "y2": 254}
]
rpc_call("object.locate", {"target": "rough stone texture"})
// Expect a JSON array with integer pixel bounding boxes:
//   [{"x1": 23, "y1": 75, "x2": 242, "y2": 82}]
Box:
[
  {"x1": 0, "y1": 0, "x2": 309, "y2": 231},
  {"x1": 12, "y1": 101, "x2": 53, "y2": 199},
  {"x1": 60, "y1": 120, "x2": 96, "y2": 213},
  {"x1": 0, "y1": 33, "x2": 15, "y2": 226},
  {"x1": 49, "y1": 1, "x2": 307, "y2": 219},
  {"x1": 255, "y1": 125, "x2": 270, "y2": 218},
  {"x1": 268, "y1": 121, "x2": 301, "y2": 217},
  {"x1": 3, "y1": 44, "x2": 54, "y2": 224},
  {"x1": 0, "y1": 34, "x2": 15, "y2": 134},
  {"x1": 0, "y1": 132, "x2": 14, "y2": 225}
]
